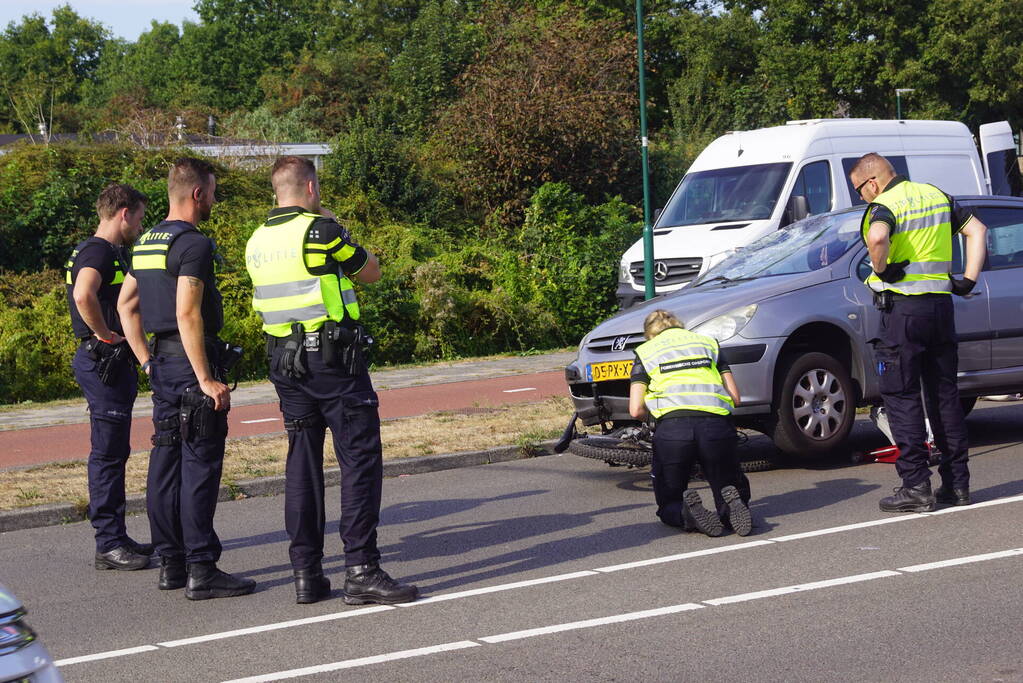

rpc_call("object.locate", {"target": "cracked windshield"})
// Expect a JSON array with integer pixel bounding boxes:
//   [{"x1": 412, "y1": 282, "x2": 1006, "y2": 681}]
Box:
[{"x1": 695, "y1": 210, "x2": 862, "y2": 284}]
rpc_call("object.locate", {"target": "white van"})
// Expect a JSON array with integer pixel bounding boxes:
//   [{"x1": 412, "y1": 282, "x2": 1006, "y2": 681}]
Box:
[{"x1": 616, "y1": 118, "x2": 1021, "y2": 308}]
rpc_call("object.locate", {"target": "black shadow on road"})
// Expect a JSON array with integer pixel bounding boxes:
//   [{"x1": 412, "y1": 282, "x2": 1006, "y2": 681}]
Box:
[{"x1": 380, "y1": 489, "x2": 547, "y2": 525}]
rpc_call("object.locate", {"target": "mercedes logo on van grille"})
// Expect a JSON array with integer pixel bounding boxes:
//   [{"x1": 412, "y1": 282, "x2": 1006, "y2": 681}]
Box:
[
  {"x1": 611, "y1": 336, "x2": 630, "y2": 351},
  {"x1": 653, "y1": 261, "x2": 669, "y2": 281}
]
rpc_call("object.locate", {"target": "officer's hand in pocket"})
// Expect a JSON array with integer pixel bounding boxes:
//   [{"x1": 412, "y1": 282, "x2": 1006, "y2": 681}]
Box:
[
  {"x1": 875, "y1": 260, "x2": 909, "y2": 284},
  {"x1": 949, "y1": 275, "x2": 976, "y2": 296}
]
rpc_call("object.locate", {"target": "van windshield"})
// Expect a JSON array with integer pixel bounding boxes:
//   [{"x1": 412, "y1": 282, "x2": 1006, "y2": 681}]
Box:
[
  {"x1": 657, "y1": 162, "x2": 792, "y2": 227},
  {"x1": 693, "y1": 209, "x2": 863, "y2": 285}
]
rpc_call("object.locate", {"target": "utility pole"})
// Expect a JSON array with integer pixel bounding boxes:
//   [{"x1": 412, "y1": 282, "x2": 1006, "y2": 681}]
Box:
[
  {"x1": 895, "y1": 88, "x2": 915, "y2": 120},
  {"x1": 636, "y1": 0, "x2": 654, "y2": 300}
]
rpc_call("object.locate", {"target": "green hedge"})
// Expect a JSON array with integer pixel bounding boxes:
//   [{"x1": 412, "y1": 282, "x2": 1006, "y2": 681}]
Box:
[{"x1": 0, "y1": 144, "x2": 640, "y2": 403}]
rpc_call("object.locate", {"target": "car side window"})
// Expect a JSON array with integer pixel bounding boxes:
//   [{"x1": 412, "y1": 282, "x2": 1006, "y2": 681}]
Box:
[
  {"x1": 790, "y1": 160, "x2": 832, "y2": 216},
  {"x1": 976, "y1": 207, "x2": 1023, "y2": 270},
  {"x1": 842, "y1": 156, "x2": 909, "y2": 206}
]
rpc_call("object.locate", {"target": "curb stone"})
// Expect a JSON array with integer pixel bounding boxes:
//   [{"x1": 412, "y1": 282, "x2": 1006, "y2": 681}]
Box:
[{"x1": 0, "y1": 440, "x2": 559, "y2": 534}]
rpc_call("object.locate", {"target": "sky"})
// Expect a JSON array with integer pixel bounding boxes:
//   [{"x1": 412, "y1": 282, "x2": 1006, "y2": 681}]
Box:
[{"x1": 0, "y1": 0, "x2": 199, "y2": 41}]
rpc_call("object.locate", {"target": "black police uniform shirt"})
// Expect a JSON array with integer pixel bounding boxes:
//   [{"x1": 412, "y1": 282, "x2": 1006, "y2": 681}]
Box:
[
  {"x1": 143, "y1": 220, "x2": 224, "y2": 336},
  {"x1": 864, "y1": 176, "x2": 975, "y2": 235},
  {"x1": 264, "y1": 207, "x2": 369, "y2": 277},
  {"x1": 630, "y1": 342, "x2": 732, "y2": 419},
  {"x1": 66, "y1": 237, "x2": 130, "y2": 339}
]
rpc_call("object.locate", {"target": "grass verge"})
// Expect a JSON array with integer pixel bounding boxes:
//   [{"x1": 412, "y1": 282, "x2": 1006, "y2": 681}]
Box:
[{"x1": 0, "y1": 396, "x2": 573, "y2": 511}]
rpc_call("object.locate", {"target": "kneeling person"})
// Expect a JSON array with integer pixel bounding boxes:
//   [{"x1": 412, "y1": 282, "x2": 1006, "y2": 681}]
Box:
[{"x1": 629, "y1": 310, "x2": 752, "y2": 537}]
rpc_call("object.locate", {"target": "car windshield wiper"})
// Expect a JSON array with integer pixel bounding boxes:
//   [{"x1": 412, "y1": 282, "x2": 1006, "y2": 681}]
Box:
[{"x1": 694, "y1": 274, "x2": 756, "y2": 287}]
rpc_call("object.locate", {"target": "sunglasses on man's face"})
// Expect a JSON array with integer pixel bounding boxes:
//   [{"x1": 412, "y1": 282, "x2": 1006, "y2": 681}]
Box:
[{"x1": 855, "y1": 176, "x2": 876, "y2": 198}]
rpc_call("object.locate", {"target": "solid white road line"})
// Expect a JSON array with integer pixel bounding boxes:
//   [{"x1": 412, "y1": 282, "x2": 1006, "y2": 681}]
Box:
[
  {"x1": 398, "y1": 570, "x2": 598, "y2": 606},
  {"x1": 479, "y1": 604, "x2": 704, "y2": 644},
  {"x1": 502, "y1": 387, "x2": 536, "y2": 393},
  {"x1": 54, "y1": 645, "x2": 160, "y2": 667},
  {"x1": 56, "y1": 493, "x2": 1023, "y2": 670},
  {"x1": 221, "y1": 641, "x2": 482, "y2": 682},
  {"x1": 158, "y1": 606, "x2": 395, "y2": 647},
  {"x1": 897, "y1": 547, "x2": 1023, "y2": 573},
  {"x1": 703, "y1": 570, "x2": 901, "y2": 606},
  {"x1": 223, "y1": 546, "x2": 1023, "y2": 681},
  {"x1": 240, "y1": 418, "x2": 280, "y2": 424},
  {"x1": 593, "y1": 540, "x2": 774, "y2": 573}
]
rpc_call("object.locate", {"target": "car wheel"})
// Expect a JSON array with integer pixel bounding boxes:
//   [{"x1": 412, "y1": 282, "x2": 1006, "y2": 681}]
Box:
[{"x1": 772, "y1": 352, "x2": 855, "y2": 457}]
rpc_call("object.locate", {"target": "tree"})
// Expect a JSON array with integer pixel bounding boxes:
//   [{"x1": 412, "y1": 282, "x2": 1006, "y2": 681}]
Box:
[{"x1": 436, "y1": 1, "x2": 639, "y2": 216}]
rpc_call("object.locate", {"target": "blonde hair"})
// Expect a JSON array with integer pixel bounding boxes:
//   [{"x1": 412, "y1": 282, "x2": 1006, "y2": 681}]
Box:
[{"x1": 643, "y1": 309, "x2": 684, "y2": 339}]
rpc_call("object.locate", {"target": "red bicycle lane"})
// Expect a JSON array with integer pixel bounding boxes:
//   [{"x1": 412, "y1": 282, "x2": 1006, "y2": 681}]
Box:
[{"x1": 0, "y1": 370, "x2": 567, "y2": 469}]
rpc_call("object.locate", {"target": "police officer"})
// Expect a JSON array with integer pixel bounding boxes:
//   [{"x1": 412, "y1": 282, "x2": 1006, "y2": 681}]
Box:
[
  {"x1": 629, "y1": 309, "x2": 752, "y2": 537},
  {"x1": 66, "y1": 183, "x2": 154, "y2": 570},
  {"x1": 118, "y1": 158, "x2": 255, "y2": 600},
  {"x1": 244, "y1": 156, "x2": 417, "y2": 605},
  {"x1": 850, "y1": 153, "x2": 987, "y2": 512}
]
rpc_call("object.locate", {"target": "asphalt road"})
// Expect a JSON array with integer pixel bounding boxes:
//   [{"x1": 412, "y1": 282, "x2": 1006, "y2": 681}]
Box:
[{"x1": 3, "y1": 400, "x2": 1023, "y2": 682}]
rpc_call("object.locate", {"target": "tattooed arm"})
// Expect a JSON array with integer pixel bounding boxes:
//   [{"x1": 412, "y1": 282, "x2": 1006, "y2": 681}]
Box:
[{"x1": 176, "y1": 274, "x2": 229, "y2": 410}]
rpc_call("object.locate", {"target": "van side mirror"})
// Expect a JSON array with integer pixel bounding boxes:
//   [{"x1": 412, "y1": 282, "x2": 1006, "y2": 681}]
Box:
[
  {"x1": 782, "y1": 195, "x2": 810, "y2": 227},
  {"x1": 652, "y1": 208, "x2": 662, "y2": 225}
]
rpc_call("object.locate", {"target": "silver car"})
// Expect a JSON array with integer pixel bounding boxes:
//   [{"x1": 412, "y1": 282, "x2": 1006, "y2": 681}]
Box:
[
  {"x1": 0, "y1": 583, "x2": 62, "y2": 683},
  {"x1": 564, "y1": 196, "x2": 1023, "y2": 460}
]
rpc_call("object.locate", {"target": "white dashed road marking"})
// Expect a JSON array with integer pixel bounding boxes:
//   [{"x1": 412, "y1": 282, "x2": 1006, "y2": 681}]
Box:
[
  {"x1": 240, "y1": 418, "x2": 280, "y2": 424},
  {"x1": 501, "y1": 387, "x2": 536, "y2": 393}
]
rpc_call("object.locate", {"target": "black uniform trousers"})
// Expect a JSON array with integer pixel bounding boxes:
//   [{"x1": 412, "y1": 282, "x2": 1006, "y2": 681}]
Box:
[
  {"x1": 269, "y1": 347, "x2": 383, "y2": 570},
  {"x1": 72, "y1": 343, "x2": 137, "y2": 553},
  {"x1": 651, "y1": 413, "x2": 751, "y2": 527},
  {"x1": 873, "y1": 293, "x2": 969, "y2": 489},
  {"x1": 147, "y1": 354, "x2": 226, "y2": 563}
]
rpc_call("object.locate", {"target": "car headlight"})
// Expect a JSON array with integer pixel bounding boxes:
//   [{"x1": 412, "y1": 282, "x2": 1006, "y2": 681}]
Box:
[
  {"x1": 618, "y1": 261, "x2": 632, "y2": 283},
  {"x1": 691, "y1": 304, "x2": 757, "y2": 342}
]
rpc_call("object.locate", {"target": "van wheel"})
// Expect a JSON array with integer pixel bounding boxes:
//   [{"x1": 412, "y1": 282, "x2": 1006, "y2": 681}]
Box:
[{"x1": 772, "y1": 352, "x2": 855, "y2": 457}]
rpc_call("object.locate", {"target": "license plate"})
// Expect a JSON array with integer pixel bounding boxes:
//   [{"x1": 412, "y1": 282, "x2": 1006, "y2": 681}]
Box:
[{"x1": 587, "y1": 360, "x2": 634, "y2": 382}]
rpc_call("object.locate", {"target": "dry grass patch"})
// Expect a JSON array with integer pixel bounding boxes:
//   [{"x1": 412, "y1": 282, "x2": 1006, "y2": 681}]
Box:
[{"x1": 0, "y1": 396, "x2": 574, "y2": 511}]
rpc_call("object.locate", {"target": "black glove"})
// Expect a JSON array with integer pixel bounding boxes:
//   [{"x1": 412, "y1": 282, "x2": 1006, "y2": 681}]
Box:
[
  {"x1": 874, "y1": 260, "x2": 909, "y2": 284},
  {"x1": 949, "y1": 275, "x2": 976, "y2": 296}
]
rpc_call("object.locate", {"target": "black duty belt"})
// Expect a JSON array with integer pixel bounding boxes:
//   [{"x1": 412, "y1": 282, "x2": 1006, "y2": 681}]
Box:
[
  {"x1": 267, "y1": 332, "x2": 322, "y2": 352},
  {"x1": 150, "y1": 334, "x2": 221, "y2": 357}
]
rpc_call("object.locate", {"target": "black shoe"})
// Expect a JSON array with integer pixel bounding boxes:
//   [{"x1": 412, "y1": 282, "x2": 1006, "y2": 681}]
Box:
[
  {"x1": 95, "y1": 546, "x2": 150, "y2": 571},
  {"x1": 185, "y1": 562, "x2": 256, "y2": 601},
  {"x1": 159, "y1": 557, "x2": 187, "y2": 590},
  {"x1": 721, "y1": 485, "x2": 753, "y2": 537},
  {"x1": 681, "y1": 490, "x2": 724, "y2": 537},
  {"x1": 125, "y1": 538, "x2": 155, "y2": 556},
  {"x1": 295, "y1": 566, "x2": 331, "y2": 604},
  {"x1": 879, "y1": 480, "x2": 935, "y2": 513},
  {"x1": 935, "y1": 485, "x2": 971, "y2": 506},
  {"x1": 343, "y1": 564, "x2": 419, "y2": 605}
]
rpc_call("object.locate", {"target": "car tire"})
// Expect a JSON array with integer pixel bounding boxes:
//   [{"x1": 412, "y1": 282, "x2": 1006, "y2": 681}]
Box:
[
  {"x1": 771, "y1": 352, "x2": 856, "y2": 457},
  {"x1": 566, "y1": 435, "x2": 774, "y2": 473}
]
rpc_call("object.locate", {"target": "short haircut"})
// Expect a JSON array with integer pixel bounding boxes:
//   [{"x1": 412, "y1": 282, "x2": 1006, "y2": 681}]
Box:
[
  {"x1": 643, "y1": 309, "x2": 685, "y2": 340},
  {"x1": 95, "y1": 183, "x2": 148, "y2": 220},
  {"x1": 271, "y1": 155, "x2": 317, "y2": 197},
  {"x1": 850, "y1": 152, "x2": 894, "y2": 179},
  {"x1": 168, "y1": 157, "x2": 215, "y2": 201}
]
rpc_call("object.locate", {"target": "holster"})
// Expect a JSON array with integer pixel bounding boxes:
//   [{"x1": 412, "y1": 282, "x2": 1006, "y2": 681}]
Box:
[
  {"x1": 179, "y1": 386, "x2": 227, "y2": 442},
  {"x1": 872, "y1": 290, "x2": 893, "y2": 313},
  {"x1": 322, "y1": 323, "x2": 373, "y2": 375},
  {"x1": 84, "y1": 338, "x2": 129, "y2": 386}
]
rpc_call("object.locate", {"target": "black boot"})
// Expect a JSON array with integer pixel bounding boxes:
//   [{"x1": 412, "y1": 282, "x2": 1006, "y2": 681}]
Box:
[
  {"x1": 185, "y1": 562, "x2": 256, "y2": 601},
  {"x1": 681, "y1": 490, "x2": 723, "y2": 537},
  {"x1": 159, "y1": 557, "x2": 187, "y2": 590},
  {"x1": 879, "y1": 480, "x2": 935, "y2": 513},
  {"x1": 721, "y1": 485, "x2": 753, "y2": 537},
  {"x1": 95, "y1": 546, "x2": 150, "y2": 571},
  {"x1": 935, "y1": 485, "x2": 971, "y2": 506},
  {"x1": 294, "y1": 565, "x2": 331, "y2": 604},
  {"x1": 343, "y1": 564, "x2": 418, "y2": 605}
]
